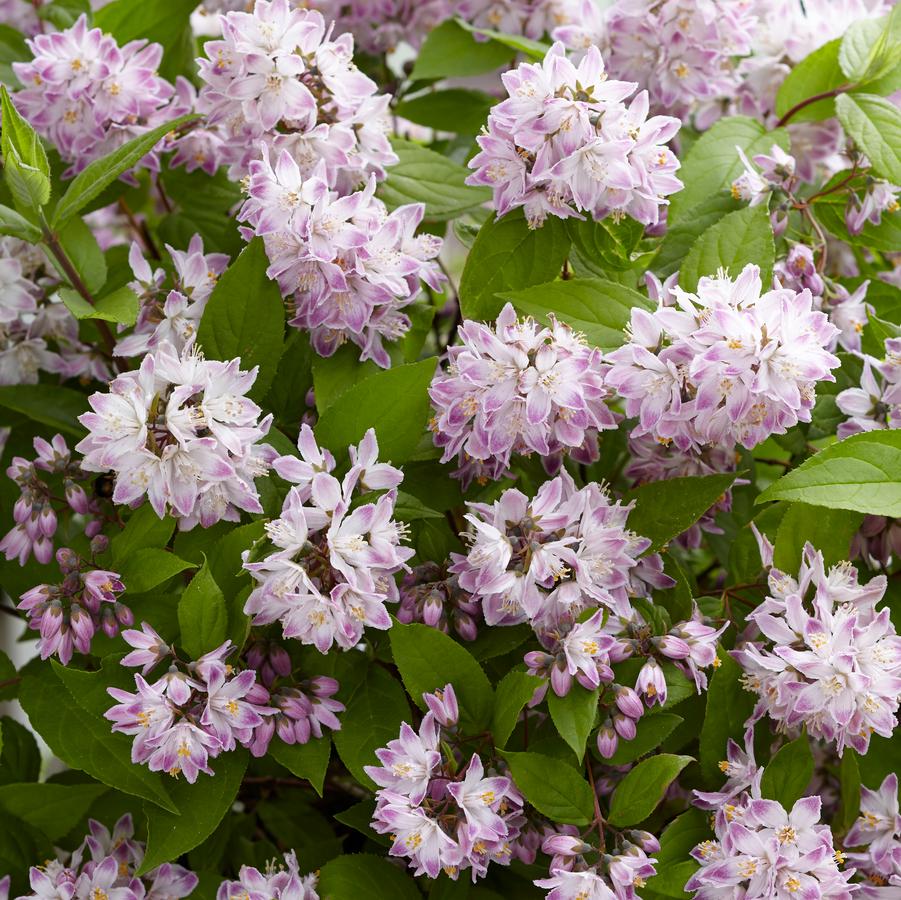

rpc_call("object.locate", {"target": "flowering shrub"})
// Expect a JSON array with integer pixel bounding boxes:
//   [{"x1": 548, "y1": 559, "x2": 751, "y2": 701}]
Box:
[{"x1": 1, "y1": 2, "x2": 901, "y2": 899}]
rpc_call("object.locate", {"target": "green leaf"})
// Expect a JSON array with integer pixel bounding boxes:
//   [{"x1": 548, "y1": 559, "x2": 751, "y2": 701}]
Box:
[
  {"x1": 607, "y1": 754, "x2": 693, "y2": 827},
  {"x1": 56, "y1": 215, "x2": 107, "y2": 294},
  {"x1": 501, "y1": 751, "x2": 595, "y2": 825},
  {"x1": 492, "y1": 671, "x2": 544, "y2": 749},
  {"x1": 178, "y1": 556, "x2": 228, "y2": 659},
  {"x1": 36, "y1": 0, "x2": 91, "y2": 29},
  {"x1": 836, "y1": 93, "x2": 901, "y2": 184},
  {"x1": 547, "y1": 687, "x2": 599, "y2": 763},
  {"x1": 318, "y1": 854, "x2": 420, "y2": 900},
  {"x1": 117, "y1": 548, "x2": 195, "y2": 593},
  {"x1": 654, "y1": 195, "x2": 741, "y2": 278},
  {"x1": 756, "y1": 430, "x2": 901, "y2": 515},
  {"x1": 197, "y1": 237, "x2": 286, "y2": 401},
  {"x1": 51, "y1": 113, "x2": 198, "y2": 227},
  {"x1": 378, "y1": 138, "x2": 490, "y2": 221},
  {"x1": 389, "y1": 622, "x2": 493, "y2": 730},
  {"x1": 0, "y1": 717, "x2": 40, "y2": 786},
  {"x1": 698, "y1": 650, "x2": 757, "y2": 787},
  {"x1": 332, "y1": 665, "x2": 410, "y2": 790},
  {"x1": 18, "y1": 667, "x2": 177, "y2": 813},
  {"x1": 775, "y1": 39, "x2": 846, "y2": 123},
  {"x1": 646, "y1": 809, "x2": 708, "y2": 898},
  {"x1": 837, "y1": 749, "x2": 861, "y2": 834},
  {"x1": 1, "y1": 85, "x2": 51, "y2": 213},
  {"x1": 411, "y1": 19, "x2": 512, "y2": 80},
  {"x1": 840, "y1": 8, "x2": 901, "y2": 83},
  {"x1": 60, "y1": 284, "x2": 139, "y2": 325},
  {"x1": 0, "y1": 25, "x2": 29, "y2": 87},
  {"x1": 567, "y1": 216, "x2": 646, "y2": 275},
  {"x1": 393, "y1": 89, "x2": 495, "y2": 135},
  {"x1": 773, "y1": 503, "x2": 864, "y2": 572},
  {"x1": 760, "y1": 736, "x2": 814, "y2": 808},
  {"x1": 623, "y1": 474, "x2": 737, "y2": 553},
  {"x1": 314, "y1": 358, "x2": 437, "y2": 463},
  {"x1": 499, "y1": 278, "x2": 653, "y2": 351},
  {"x1": 605, "y1": 713, "x2": 684, "y2": 766},
  {"x1": 454, "y1": 18, "x2": 549, "y2": 59},
  {"x1": 139, "y1": 750, "x2": 247, "y2": 874},
  {"x1": 111, "y1": 505, "x2": 176, "y2": 564},
  {"x1": 0, "y1": 782, "x2": 106, "y2": 841},
  {"x1": 668, "y1": 117, "x2": 789, "y2": 223},
  {"x1": 269, "y1": 737, "x2": 330, "y2": 796},
  {"x1": 679, "y1": 205, "x2": 775, "y2": 292},
  {"x1": 0, "y1": 384, "x2": 86, "y2": 436},
  {"x1": 459, "y1": 209, "x2": 571, "y2": 321},
  {"x1": 0, "y1": 203, "x2": 41, "y2": 242}
]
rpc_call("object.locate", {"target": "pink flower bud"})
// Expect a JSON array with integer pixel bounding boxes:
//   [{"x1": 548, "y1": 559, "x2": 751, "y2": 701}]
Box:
[{"x1": 597, "y1": 720, "x2": 618, "y2": 758}]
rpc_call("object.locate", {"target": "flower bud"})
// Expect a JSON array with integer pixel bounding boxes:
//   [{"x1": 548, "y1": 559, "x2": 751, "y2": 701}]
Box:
[{"x1": 596, "y1": 720, "x2": 618, "y2": 759}]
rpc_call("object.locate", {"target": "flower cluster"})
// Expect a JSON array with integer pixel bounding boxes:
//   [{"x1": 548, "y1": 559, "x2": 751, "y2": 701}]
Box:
[
  {"x1": 238, "y1": 150, "x2": 443, "y2": 367},
  {"x1": 76, "y1": 340, "x2": 274, "y2": 529},
  {"x1": 0, "y1": 434, "x2": 107, "y2": 566},
  {"x1": 17, "y1": 546, "x2": 129, "y2": 665},
  {"x1": 466, "y1": 42, "x2": 682, "y2": 229},
  {"x1": 14, "y1": 814, "x2": 196, "y2": 900},
  {"x1": 554, "y1": 0, "x2": 757, "y2": 126},
  {"x1": 243, "y1": 426, "x2": 413, "y2": 652},
  {"x1": 366, "y1": 683, "x2": 525, "y2": 880},
  {"x1": 606, "y1": 263, "x2": 841, "y2": 451},
  {"x1": 217, "y1": 850, "x2": 319, "y2": 900},
  {"x1": 450, "y1": 470, "x2": 672, "y2": 629},
  {"x1": 733, "y1": 543, "x2": 901, "y2": 755},
  {"x1": 429, "y1": 303, "x2": 616, "y2": 486},
  {"x1": 687, "y1": 791, "x2": 856, "y2": 898},
  {"x1": 844, "y1": 773, "x2": 901, "y2": 894},
  {"x1": 12, "y1": 15, "x2": 175, "y2": 176},
  {"x1": 115, "y1": 235, "x2": 230, "y2": 359},
  {"x1": 535, "y1": 828, "x2": 659, "y2": 900},
  {"x1": 0, "y1": 237, "x2": 109, "y2": 387},
  {"x1": 195, "y1": 0, "x2": 395, "y2": 190},
  {"x1": 838, "y1": 337, "x2": 901, "y2": 438},
  {"x1": 107, "y1": 631, "x2": 272, "y2": 781}
]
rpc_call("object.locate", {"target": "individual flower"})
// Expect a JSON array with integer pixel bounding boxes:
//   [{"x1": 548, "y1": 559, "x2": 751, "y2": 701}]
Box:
[
  {"x1": 732, "y1": 543, "x2": 901, "y2": 755},
  {"x1": 467, "y1": 42, "x2": 682, "y2": 228},
  {"x1": 837, "y1": 338, "x2": 901, "y2": 438},
  {"x1": 606, "y1": 263, "x2": 841, "y2": 451},
  {"x1": 846, "y1": 180, "x2": 901, "y2": 236},
  {"x1": 844, "y1": 773, "x2": 901, "y2": 892},
  {"x1": 195, "y1": 0, "x2": 396, "y2": 190},
  {"x1": 239, "y1": 151, "x2": 443, "y2": 367},
  {"x1": 243, "y1": 426, "x2": 413, "y2": 652},
  {"x1": 13, "y1": 15, "x2": 176, "y2": 176},
  {"x1": 429, "y1": 303, "x2": 617, "y2": 486},
  {"x1": 76, "y1": 340, "x2": 274, "y2": 528}
]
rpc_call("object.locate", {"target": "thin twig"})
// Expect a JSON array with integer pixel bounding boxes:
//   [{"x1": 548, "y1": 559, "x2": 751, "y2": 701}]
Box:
[
  {"x1": 775, "y1": 85, "x2": 853, "y2": 128},
  {"x1": 585, "y1": 757, "x2": 606, "y2": 849},
  {"x1": 118, "y1": 198, "x2": 160, "y2": 260},
  {"x1": 40, "y1": 216, "x2": 117, "y2": 357}
]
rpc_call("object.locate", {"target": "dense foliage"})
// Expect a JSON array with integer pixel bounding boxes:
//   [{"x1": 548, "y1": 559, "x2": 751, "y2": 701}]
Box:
[{"x1": 1, "y1": 1, "x2": 901, "y2": 899}]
